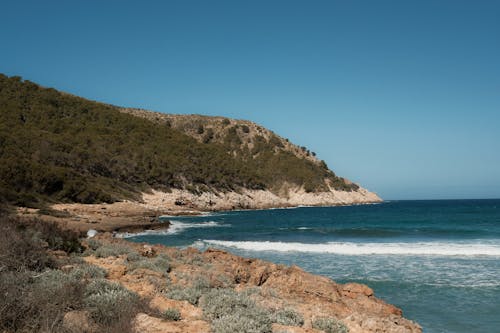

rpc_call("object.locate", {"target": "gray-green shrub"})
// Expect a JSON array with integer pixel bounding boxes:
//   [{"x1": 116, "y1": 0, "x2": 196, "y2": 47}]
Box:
[
  {"x1": 200, "y1": 288, "x2": 272, "y2": 333},
  {"x1": 271, "y1": 308, "x2": 304, "y2": 327},
  {"x1": 84, "y1": 279, "x2": 139, "y2": 325},
  {"x1": 212, "y1": 313, "x2": 272, "y2": 333},
  {"x1": 70, "y1": 263, "x2": 107, "y2": 279},
  {"x1": 87, "y1": 238, "x2": 102, "y2": 251},
  {"x1": 128, "y1": 254, "x2": 171, "y2": 274},
  {"x1": 126, "y1": 251, "x2": 142, "y2": 262},
  {"x1": 94, "y1": 243, "x2": 135, "y2": 258},
  {"x1": 165, "y1": 276, "x2": 210, "y2": 305},
  {"x1": 312, "y1": 317, "x2": 349, "y2": 333},
  {"x1": 163, "y1": 308, "x2": 181, "y2": 321}
]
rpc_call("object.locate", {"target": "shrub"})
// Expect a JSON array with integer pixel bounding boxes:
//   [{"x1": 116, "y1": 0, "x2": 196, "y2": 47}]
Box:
[
  {"x1": 165, "y1": 276, "x2": 210, "y2": 305},
  {"x1": 126, "y1": 251, "x2": 142, "y2": 262},
  {"x1": 0, "y1": 216, "x2": 86, "y2": 331},
  {"x1": 182, "y1": 253, "x2": 205, "y2": 266},
  {"x1": 128, "y1": 254, "x2": 171, "y2": 274},
  {"x1": 200, "y1": 288, "x2": 272, "y2": 333},
  {"x1": 212, "y1": 313, "x2": 272, "y2": 333},
  {"x1": 271, "y1": 308, "x2": 304, "y2": 327},
  {"x1": 94, "y1": 243, "x2": 135, "y2": 258},
  {"x1": 87, "y1": 238, "x2": 102, "y2": 250},
  {"x1": 70, "y1": 263, "x2": 107, "y2": 279},
  {"x1": 163, "y1": 308, "x2": 181, "y2": 321},
  {"x1": 0, "y1": 217, "x2": 54, "y2": 271},
  {"x1": 312, "y1": 317, "x2": 349, "y2": 333},
  {"x1": 0, "y1": 268, "x2": 85, "y2": 332},
  {"x1": 84, "y1": 279, "x2": 140, "y2": 325}
]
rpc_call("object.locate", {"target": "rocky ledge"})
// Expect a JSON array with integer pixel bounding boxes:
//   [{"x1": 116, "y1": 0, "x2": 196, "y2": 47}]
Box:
[{"x1": 71, "y1": 234, "x2": 421, "y2": 333}]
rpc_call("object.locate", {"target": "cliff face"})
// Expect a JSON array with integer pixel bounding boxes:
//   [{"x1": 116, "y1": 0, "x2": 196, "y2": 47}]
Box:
[
  {"x1": 81, "y1": 235, "x2": 421, "y2": 333},
  {"x1": 140, "y1": 187, "x2": 381, "y2": 212}
]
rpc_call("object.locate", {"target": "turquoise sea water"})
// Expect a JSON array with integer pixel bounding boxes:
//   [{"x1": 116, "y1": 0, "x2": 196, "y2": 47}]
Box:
[{"x1": 125, "y1": 200, "x2": 500, "y2": 333}]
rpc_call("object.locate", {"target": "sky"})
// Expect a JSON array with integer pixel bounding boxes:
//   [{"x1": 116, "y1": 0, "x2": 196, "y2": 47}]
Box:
[{"x1": 1, "y1": 0, "x2": 499, "y2": 200}]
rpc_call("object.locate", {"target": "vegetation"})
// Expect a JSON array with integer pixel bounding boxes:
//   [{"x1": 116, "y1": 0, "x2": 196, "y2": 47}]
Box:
[
  {"x1": 199, "y1": 288, "x2": 272, "y2": 333},
  {"x1": 312, "y1": 317, "x2": 349, "y2": 333},
  {"x1": 84, "y1": 279, "x2": 140, "y2": 326},
  {"x1": 127, "y1": 253, "x2": 171, "y2": 275},
  {"x1": 93, "y1": 242, "x2": 137, "y2": 258},
  {"x1": 0, "y1": 74, "x2": 357, "y2": 207},
  {"x1": 0, "y1": 215, "x2": 142, "y2": 332},
  {"x1": 163, "y1": 308, "x2": 181, "y2": 321},
  {"x1": 165, "y1": 276, "x2": 211, "y2": 305},
  {"x1": 271, "y1": 308, "x2": 304, "y2": 327}
]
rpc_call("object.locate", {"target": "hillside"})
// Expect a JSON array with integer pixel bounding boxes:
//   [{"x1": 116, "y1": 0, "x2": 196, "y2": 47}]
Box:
[{"x1": 0, "y1": 74, "x2": 380, "y2": 208}]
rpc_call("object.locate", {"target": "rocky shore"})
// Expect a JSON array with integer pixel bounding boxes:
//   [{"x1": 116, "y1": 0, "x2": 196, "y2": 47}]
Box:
[
  {"x1": 16, "y1": 185, "x2": 381, "y2": 236},
  {"x1": 12, "y1": 199, "x2": 422, "y2": 333},
  {"x1": 10, "y1": 189, "x2": 423, "y2": 333},
  {"x1": 77, "y1": 234, "x2": 421, "y2": 333}
]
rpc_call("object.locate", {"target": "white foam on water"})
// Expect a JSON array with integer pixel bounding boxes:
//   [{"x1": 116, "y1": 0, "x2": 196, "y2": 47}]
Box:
[
  {"x1": 202, "y1": 240, "x2": 500, "y2": 257},
  {"x1": 117, "y1": 220, "x2": 225, "y2": 238}
]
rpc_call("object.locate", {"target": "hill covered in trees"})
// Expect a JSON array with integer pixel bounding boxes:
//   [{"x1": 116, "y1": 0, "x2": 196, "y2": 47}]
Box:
[{"x1": 0, "y1": 74, "x2": 360, "y2": 207}]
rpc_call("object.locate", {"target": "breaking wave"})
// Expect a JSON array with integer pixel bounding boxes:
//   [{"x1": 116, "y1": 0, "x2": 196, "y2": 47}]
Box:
[
  {"x1": 202, "y1": 240, "x2": 500, "y2": 256},
  {"x1": 118, "y1": 220, "x2": 225, "y2": 238}
]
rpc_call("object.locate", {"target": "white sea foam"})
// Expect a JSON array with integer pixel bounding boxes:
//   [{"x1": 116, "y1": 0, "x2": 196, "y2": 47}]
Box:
[
  {"x1": 117, "y1": 220, "x2": 224, "y2": 238},
  {"x1": 202, "y1": 240, "x2": 500, "y2": 256}
]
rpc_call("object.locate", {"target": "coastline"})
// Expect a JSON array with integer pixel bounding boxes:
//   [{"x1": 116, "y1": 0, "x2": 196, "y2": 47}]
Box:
[
  {"x1": 11, "y1": 196, "x2": 427, "y2": 333},
  {"x1": 80, "y1": 233, "x2": 421, "y2": 333},
  {"x1": 16, "y1": 186, "x2": 382, "y2": 235}
]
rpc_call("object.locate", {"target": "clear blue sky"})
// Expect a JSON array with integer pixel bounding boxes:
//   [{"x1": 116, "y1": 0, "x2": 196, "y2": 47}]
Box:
[{"x1": 1, "y1": 0, "x2": 499, "y2": 200}]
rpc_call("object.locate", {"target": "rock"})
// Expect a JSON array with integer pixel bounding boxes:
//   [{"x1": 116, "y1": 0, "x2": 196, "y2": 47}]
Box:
[
  {"x1": 87, "y1": 229, "x2": 98, "y2": 238},
  {"x1": 134, "y1": 313, "x2": 210, "y2": 333},
  {"x1": 150, "y1": 296, "x2": 203, "y2": 320},
  {"x1": 141, "y1": 244, "x2": 156, "y2": 257},
  {"x1": 80, "y1": 236, "x2": 421, "y2": 333},
  {"x1": 341, "y1": 282, "x2": 374, "y2": 298},
  {"x1": 61, "y1": 264, "x2": 75, "y2": 273},
  {"x1": 272, "y1": 323, "x2": 317, "y2": 332}
]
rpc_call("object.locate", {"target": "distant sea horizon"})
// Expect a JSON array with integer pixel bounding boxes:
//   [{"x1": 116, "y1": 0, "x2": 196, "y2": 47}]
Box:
[{"x1": 126, "y1": 199, "x2": 500, "y2": 333}]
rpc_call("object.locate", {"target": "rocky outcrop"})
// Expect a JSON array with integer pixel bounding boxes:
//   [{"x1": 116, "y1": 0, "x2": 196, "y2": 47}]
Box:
[
  {"x1": 201, "y1": 248, "x2": 419, "y2": 333},
  {"x1": 82, "y1": 236, "x2": 420, "y2": 333},
  {"x1": 141, "y1": 187, "x2": 382, "y2": 212}
]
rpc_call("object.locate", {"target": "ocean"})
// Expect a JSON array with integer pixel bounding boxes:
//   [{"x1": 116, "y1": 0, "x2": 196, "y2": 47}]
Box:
[{"x1": 124, "y1": 199, "x2": 500, "y2": 333}]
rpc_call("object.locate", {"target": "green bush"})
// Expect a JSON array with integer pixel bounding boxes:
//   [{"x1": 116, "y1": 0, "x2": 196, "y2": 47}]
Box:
[
  {"x1": 312, "y1": 317, "x2": 349, "y2": 333},
  {"x1": 163, "y1": 308, "x2": 181, "y2": 321},
  {"x1": 271, "y1": 308, "x2": 304, "y2": 327},
  {"x1": 200, "y1": 288, "x2": 272, "y2": 333}
]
